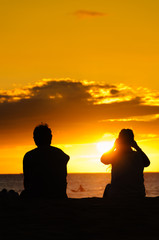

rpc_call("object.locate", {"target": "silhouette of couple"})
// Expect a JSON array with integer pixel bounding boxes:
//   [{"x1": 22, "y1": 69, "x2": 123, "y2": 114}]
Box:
[{"x1": 22, "y1": 124, "x2": 150, "y2": 199}]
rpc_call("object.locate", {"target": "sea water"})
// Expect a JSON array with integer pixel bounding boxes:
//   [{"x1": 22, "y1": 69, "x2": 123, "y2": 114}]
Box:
[{"x1": 0, "y1": 173, "x2": 158, "y2": 198}]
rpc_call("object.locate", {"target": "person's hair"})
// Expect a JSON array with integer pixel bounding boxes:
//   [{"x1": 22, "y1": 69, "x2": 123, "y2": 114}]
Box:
[
  {"x1": 33, "y1": 123, "x2": 52, "y2": 147},
  {"x1": 118, "y1": 129, "x2": 134, "y2": 145}
]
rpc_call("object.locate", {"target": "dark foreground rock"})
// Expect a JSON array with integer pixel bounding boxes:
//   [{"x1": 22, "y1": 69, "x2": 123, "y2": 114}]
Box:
[{"x1": 0, "y1": 196, "x2": 159, "y2": 240}]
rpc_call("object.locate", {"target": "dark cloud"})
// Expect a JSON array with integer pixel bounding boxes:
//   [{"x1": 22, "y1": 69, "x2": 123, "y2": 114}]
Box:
[
  {"x1": 31, "y1": 80, "x2": 90, "y2": 101},
  {"x1": 0, "y1": 95, "x2": 11, "y2": 99},
  {"x1": 110, "y1": 89, "x2": 119, "y2": 95}
]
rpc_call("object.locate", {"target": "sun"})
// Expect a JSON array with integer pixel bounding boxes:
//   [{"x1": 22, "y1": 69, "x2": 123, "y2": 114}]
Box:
[{"x1": 96, "y1": 141, "x2": 114, "y2": 154}]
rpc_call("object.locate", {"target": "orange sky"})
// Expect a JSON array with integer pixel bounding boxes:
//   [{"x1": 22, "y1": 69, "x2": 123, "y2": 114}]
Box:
[{"x1": 0, "y1": 0, "x2": 159, "y2": 173}]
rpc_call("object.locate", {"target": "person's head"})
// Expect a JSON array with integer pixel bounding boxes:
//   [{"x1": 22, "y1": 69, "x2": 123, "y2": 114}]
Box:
[
  {"x1": 117, "y1": 129, "x2": 134, "y2": 149},
  {"x1": 33, "y1": 123, "x2": 52, "y2": 147}
]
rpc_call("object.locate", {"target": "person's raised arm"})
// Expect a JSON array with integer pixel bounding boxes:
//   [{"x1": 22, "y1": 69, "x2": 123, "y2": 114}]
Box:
[
  {"x1": 131, "y1": 141, "x2": 150, "y2": 167},
  {"x1": 100, "y1": 141, "x2": 117, "y2": 165},
  {"x1": 100, "y1": 148, "x2": 115, "y2": 165}
]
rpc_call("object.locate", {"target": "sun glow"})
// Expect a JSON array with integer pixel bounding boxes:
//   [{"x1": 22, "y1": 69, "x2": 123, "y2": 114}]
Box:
[{"x1": 96, "y1": 141, "x2": 114, "y2": 155}]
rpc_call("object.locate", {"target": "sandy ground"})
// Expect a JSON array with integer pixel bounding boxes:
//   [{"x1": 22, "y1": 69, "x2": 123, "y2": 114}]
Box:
[{"x1": 0, "y1": 197, "x2": 159, "y2": 240}]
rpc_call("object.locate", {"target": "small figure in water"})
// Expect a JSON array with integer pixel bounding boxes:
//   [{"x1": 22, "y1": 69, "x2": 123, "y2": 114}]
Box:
[
  {"x1": 101, "y1": 129, "x2": 150, "y2": 199},
  {"x1": 22, "y1": 123, "x2": 70, "y2": 199},
  {"x1": 71, "y1": 185, "x2": 85, "y2": 192}
]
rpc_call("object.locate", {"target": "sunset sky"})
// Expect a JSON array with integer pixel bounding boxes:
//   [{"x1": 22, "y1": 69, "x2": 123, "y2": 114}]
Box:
[{"x1": 0, "y1": 0, "x2": 159, "y2": 173}]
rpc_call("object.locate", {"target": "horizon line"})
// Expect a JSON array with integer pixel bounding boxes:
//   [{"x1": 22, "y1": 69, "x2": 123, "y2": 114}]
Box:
[{"x1": 0, "y1": 172, "x2": 159, "y2": 175}]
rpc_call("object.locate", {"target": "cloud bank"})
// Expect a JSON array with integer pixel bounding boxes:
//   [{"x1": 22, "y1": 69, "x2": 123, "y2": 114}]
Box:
[{"x1": 1, "y1": 78, "x2": 159, "y2": 145}]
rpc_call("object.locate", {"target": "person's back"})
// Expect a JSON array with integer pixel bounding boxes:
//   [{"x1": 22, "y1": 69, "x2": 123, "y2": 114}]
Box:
[
  {"x1": 101, "y1": 129, "x2": 150, "y2": 198},
  {"x1": 22, "y1": 124, "x2": 69, "y2": 198},
  {"x1": 110, "y1": 150, "x2": 147, "y2": 197}
]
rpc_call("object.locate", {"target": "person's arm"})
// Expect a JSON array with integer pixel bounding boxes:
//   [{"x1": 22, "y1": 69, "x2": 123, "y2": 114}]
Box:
[
  {"x1": 65, "y1": 154, "x2": 70, "y2": 163},
  {"x1": 60, "y1": 149, "x2": 70, "y2": 163},
  {"x1": 100, "y1": 147, "x2": 116, "y2": 165},
  {"x1": 100, "y1": 139, "x2": 119, "y2": 165},
  {"x1": 131, "y1": 141, "x2": 150, "y2": 167},
  {"x1": 23, "y1": 154, "x2": 30, "y2": 190}
]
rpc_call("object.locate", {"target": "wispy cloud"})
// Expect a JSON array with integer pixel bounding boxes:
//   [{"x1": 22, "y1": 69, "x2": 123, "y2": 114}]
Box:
[
  {"x1": 100, "y1": 114, "x2": 159, "y2": 122},
  {"x1": 73, "y1": 10, "x2": 107, "y2": 18},
  {"x1": 88, "y1": 83, "x2": 159, "y2": 106}
]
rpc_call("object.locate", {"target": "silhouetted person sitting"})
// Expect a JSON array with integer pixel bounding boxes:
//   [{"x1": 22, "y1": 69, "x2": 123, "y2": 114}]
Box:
[
  {"x1": 101, "y1": 129, "x2": 150, "y2": 199},
  {"x1": 22, "y1": 124, "x2": 70, "y2": 199}
]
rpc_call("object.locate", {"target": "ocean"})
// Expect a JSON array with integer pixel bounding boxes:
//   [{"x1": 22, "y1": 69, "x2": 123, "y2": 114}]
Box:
[{"x1": 0, "y1": 173, "x2": 158, "y2": 198}]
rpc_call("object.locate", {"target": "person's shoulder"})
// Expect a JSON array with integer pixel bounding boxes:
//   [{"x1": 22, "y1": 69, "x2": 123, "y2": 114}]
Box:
[
  {"x1": 50, "y1": 146, "x2": 70, "y2": 160},
  {"x1": 23, "y1": 148, "x2": 38, "y2": 159},
  {"x1": 49, "y1": 146, "x2": 65, "y2": 154}
]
